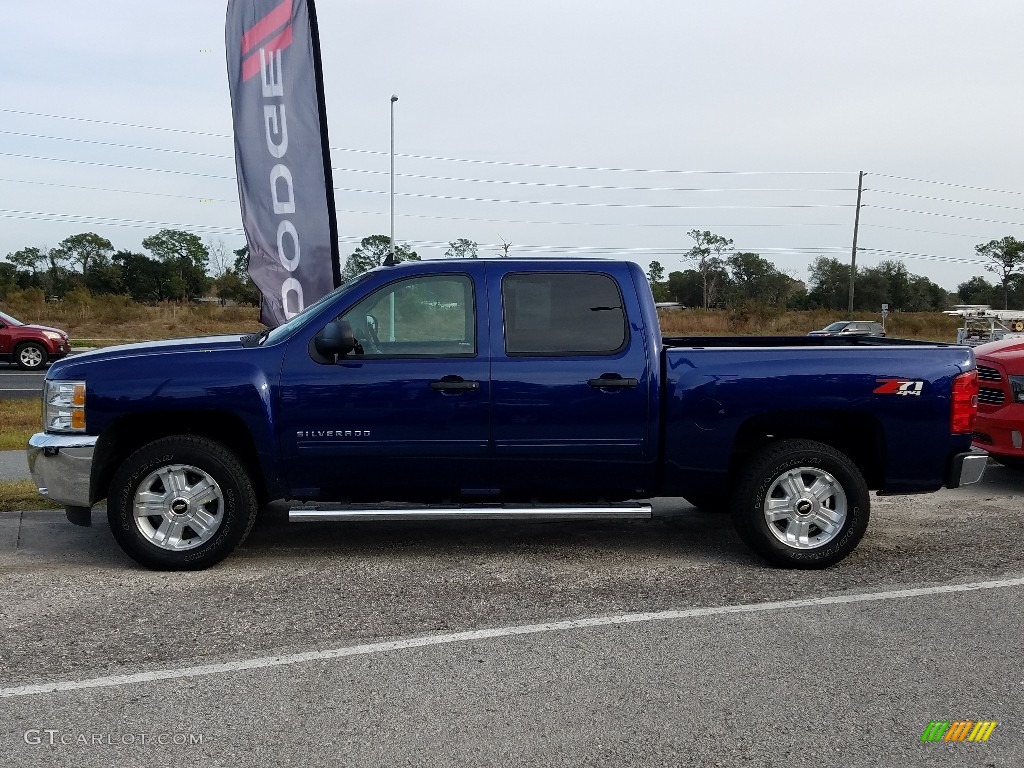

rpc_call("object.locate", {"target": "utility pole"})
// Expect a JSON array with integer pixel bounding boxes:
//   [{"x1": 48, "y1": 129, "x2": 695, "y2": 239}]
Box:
[
  {"x1": 388, "y1": 94, "x2": 398, "y2": 265},
  {"x1": 847, "y1": 170, "x2": 864, "y2": 319}
]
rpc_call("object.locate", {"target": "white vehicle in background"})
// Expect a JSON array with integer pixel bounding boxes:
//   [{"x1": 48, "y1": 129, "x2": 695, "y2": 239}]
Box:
[{"x1": 946, "y1": 305, "x2": 1024, "y2": 347}]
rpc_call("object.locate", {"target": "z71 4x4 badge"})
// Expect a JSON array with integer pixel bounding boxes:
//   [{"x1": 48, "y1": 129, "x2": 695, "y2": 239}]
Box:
[{"x1": 874, "y1": 379, "x2": 924, "y2": 397}]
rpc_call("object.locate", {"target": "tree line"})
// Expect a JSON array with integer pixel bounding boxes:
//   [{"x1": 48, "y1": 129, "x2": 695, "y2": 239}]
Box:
[
  {"x1": 4, "y1": 228, "x2": 1022, "y2": 314},
  {"x1": 647, "y1": 230, "x2": 1024, "y2": 313}
]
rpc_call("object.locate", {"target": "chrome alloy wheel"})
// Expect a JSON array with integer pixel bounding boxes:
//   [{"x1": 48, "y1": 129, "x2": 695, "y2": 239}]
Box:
[
  {"x1": 763, "y1": 467, "x2": 848, "y2": 549},
  {"x1": 19, "y1": 346, "x2": 44, "y2": 368},
  {"x1": 133, "y1": 464, "x2": 225, "y2": 551}
]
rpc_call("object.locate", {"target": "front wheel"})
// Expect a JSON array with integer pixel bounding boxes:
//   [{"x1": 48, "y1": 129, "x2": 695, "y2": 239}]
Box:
[
  {"x1": 731, "y1": 439, "x2": 869, "y2": 569},
  {"x1": 15, "y1": 342, "x2": 47, "y2": 370},
  {"x1": 107, "y1": 435, "x2": 257, "y2": 570}
]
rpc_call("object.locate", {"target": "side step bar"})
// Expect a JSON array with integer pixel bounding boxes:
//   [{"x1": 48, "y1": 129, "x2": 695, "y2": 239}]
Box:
[{"x1": 288, "y1": 502, "x2": 652, "y2": 523}]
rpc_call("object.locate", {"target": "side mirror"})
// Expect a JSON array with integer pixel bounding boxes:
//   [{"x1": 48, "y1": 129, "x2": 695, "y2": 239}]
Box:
[{"x1": 315, "y1": 320, "x2": 356, "y2": 357}]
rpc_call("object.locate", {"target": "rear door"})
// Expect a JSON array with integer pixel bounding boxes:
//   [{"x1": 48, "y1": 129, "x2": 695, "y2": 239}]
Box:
[{"x1": 487, "y1": 265, "x2": 652, "y2": 497}]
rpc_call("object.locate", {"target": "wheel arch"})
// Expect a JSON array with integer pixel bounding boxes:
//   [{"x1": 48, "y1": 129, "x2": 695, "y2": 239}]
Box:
[
  {"x1": 92, "y1": 410, "x2": 270, "y2": 506},
  {"x1": 729, "y1": 410, "x2": 886, "y2": 490}
]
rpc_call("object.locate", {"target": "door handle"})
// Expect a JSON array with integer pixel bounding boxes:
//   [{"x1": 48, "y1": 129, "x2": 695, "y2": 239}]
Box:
[
  {"x1": 588, "y1": 374, "x2": 639, "y2": 389},
  {"x1": 429, "y1": 375, "x2": 480, "y2": 392}
]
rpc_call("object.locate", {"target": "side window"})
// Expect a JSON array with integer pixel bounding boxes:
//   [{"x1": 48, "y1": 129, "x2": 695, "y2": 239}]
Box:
[
  {"x1": 340, "y1": 274, "x2": 475, "y2": 357},
  {"x1": 502, "y1": 272, "x2": 627, "y2": 356}
]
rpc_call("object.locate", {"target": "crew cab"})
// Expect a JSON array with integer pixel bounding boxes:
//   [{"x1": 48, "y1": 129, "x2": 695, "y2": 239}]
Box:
[
  {"x1": 27, "y1": 259, "x2": 985, "y2": 570},
  {"x1": 0, "y1": 309, "x2": 70, "y2": 370},
  {"x1": 972, "y1": 337, "x2": 1024, "y2": 468}
]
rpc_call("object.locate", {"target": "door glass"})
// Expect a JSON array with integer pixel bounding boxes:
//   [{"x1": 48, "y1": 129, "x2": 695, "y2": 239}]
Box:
[
  {"x1": 340, "y1": 274, "x2": 475, "y2": 357},
  {"x1": 502, "y1": 272, "x2": 626, "y2": 355}
]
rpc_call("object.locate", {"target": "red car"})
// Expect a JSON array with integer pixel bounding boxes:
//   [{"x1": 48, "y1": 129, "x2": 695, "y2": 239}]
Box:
[
  {"x1": 973, "y1": 337, "x2": 1024, "y2": 468},
  {"x1": 0, "y1": 309, "x2": 71, "y2": 370}
]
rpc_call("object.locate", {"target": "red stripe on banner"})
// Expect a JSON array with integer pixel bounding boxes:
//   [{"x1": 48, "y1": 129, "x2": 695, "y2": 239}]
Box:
[
  {"x1": 241, "y1": 0, "x2": 292, "y2": 54},
  {"x1": 241, "y1": 24, "x2": 294, "y2": 82}
]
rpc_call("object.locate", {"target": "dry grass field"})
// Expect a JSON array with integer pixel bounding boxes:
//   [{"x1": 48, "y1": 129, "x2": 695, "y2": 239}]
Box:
[{"x1": 0, "y1": 400, "x2": 41, "y2": 451}]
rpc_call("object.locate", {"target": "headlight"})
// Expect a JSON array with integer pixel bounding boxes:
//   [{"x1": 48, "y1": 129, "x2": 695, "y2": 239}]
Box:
[
  {"x1": 44, "y1": 380, "x2": 87, "y2": 433},
  {"x1": 1009, "y1": 375, "x2": 1024, "y2": 404},
  {"x1": 42, "y1": 331, "x2": 63, "y2": 341}
]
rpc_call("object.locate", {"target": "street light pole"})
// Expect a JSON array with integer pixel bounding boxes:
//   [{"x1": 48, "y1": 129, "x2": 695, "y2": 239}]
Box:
[{"x1": 389, "y1": 94, "x2": 398, "y2": 264}]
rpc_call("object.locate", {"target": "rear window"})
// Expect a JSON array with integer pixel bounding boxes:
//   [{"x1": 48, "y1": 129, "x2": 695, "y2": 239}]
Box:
[{"x1": 502, "y1": 272, "x2": 627, "y2": 356}]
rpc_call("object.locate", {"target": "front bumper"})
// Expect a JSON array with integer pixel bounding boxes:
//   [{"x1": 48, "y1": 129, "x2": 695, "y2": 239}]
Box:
[
  {"x1": 973, "y1": 404, "x2": 1024, "y2": 460},
  {"x1": 27, "y1": 432, "x2": 97, "y2": 509},
  {"x1": 947, "y1": 449, "x2": 988, "y2": 488}
]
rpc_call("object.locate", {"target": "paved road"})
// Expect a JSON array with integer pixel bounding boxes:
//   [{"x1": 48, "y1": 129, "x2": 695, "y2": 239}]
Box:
[
  {"x1": 0, "y1": 452, "x2": 28, "y2": 482},
  {"x1": 0, "y1": 468, "x2": 1022, "y2": 766},
  {"x1": 0, "y1": 369, "x2": 44, "y2": 401}
]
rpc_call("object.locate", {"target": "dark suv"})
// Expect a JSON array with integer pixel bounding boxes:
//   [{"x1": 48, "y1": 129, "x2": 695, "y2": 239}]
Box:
[
  {"x1": 0, "y1": 309, "x2": 71, "y2": 370},
  {"x1": 808, "y1": 321, "x2": 885, "y2": 338}
]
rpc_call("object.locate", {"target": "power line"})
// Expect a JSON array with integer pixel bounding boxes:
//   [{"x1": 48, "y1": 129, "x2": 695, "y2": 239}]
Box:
[
  {"x1": 867, "y1": 188, "x2": 1024, "y2": 214},
  {"x1": 865, "y1": 205, "x2": 1024, "y2": 229},
  {"x1": 0, "y1": 108, "x2": 854, "y2": 177},
  {"x1": 0, "y1": 177, "x2": 853, "y2": 230},
  {"x1": 870, "y1": 172, "x2": 1024, "y2": 198},
  {"x1": 0, "y1": 130, "x2": 235, "y2": 161},
  {"x1": 335, "y1": 186, "x2": 855, "y2": 211},
  {"x1": 1, "y1": 133, "x2": 856, "y2": 194},
  {"x1": 859, "y1": 247, "x2": 987, "y2": 266},
  {"x1": 0, "y1": 152, "x2": 236, "y2": 181}
]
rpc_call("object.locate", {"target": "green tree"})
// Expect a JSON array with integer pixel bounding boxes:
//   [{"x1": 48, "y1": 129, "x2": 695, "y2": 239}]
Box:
[
  {"x1": 806, "y1": 257, "x2": 851, "y2": 310},
  {"x1": 667, "y1": 270, "x2": 706, "y2": 307},
  {"x1": 213, "y1": 245, "x2": 261, "y2": 305},
  {"x1": 443, "y1": 238, "x2": 478, "y2": 259},
  {"x1": 977, "y1": 236, "x2": 1024, "y2": 309},
  {"x1": 112, "y1": 250, "x2": 173, "y2": 303},
  {"x1": 684, "y1": 230, "x2": 733, "y2": 309},
  {"x1": 726, "y1": 252, "x2": 794, "y2": 306},
  {"x1": 647, "y1": 261, "x2": 670, "y2": 301},
  {"x1": 341, "y1": 235, "x2": 420, "y2": 280},
  {"x1": 52, "y1": 232, "x2": 113, "y2": 276},
  {"x1": 142, "y1": 229, "x2": 211, "y2": 300},
  {"x1": 957, "y1": 275, "x2": 996, "y2": 305},
  {"x1": 6, "y1": 246, "x2": 45, "y2": 276}
]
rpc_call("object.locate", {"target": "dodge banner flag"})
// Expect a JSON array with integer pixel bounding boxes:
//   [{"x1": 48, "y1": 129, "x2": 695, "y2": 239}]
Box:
[{"x1": 225, "y1": 0, "x2": 339, "y2": 327}]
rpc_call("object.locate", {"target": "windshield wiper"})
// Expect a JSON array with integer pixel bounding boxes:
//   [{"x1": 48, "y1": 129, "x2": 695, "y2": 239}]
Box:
[{"x1": 240, "y1": 328, "x2": 271, "y2": 348}]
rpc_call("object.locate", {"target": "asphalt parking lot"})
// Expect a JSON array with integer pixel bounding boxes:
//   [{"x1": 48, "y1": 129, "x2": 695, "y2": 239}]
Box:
[{"x1": 1, "y1": 469, "x2": 1022, "y2": 767}]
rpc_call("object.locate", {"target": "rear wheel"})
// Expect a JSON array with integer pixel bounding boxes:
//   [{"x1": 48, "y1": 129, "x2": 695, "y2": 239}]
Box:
[
  {"x1": 15, "y1": 342, "x2": 47, "y2": 370},
  {"x1": 107, "y1": 435, "x2": 257, "y2": 570},
  {"x1": 731, "y1": 439, "x2": 869, "y2": 568}
]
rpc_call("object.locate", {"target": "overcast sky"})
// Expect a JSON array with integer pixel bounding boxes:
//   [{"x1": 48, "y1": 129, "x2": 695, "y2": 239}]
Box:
[{"x1": 4, "y1": 0, "x2": 1024, "y2": 292}]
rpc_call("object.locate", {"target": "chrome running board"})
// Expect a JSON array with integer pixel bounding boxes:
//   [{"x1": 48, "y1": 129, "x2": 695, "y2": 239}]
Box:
[{"x1": 288, "y1": 502, "x2": 652, "y2": 522}]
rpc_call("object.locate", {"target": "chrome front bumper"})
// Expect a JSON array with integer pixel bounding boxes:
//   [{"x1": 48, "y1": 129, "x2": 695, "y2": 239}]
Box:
[{"x1": 27, "y1": 432, "x2": 98, "y2": 509}]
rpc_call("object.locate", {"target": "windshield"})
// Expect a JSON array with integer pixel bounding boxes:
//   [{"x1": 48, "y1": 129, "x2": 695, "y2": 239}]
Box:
[
  {"x1": 0, "y1": 310, "x2": 23, "y2": 326},
  {"x1": 822, "y1": 322, "x2": 849, "y2": 332},
  {"x1": 259, "y1": 273, "x2": 375, "y2": 345}
]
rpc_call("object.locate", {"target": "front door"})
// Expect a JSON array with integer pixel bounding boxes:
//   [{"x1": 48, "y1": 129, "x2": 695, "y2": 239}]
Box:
[{"x1": 277, "y1": 270, "x2": 490, "y2": 501}]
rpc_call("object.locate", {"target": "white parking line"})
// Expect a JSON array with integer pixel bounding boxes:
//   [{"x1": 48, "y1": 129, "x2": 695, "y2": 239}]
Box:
[{"x1": 2, "y1": 576, "x2": 1022, "y2": 698}]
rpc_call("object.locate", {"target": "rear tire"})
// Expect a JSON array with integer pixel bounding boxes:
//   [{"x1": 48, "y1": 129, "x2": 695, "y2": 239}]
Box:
[
  {"x1": 107, "y1": 435, "x2": 257, "y2": 570},
  {"x1": 731, "y1": 439, "x2": 869, "y2": 569},
  {"x1": 15, "y1": 342, "x2": 47, "y2": 370}
]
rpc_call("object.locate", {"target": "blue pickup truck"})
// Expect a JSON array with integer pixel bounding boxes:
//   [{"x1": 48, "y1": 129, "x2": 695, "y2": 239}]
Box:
[{"x1": 27, "y1": 259, "x2": 985, "y2": 570}]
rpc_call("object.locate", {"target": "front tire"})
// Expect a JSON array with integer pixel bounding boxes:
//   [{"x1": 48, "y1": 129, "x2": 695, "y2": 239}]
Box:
[
  {"x1": 107, "y1": 435, "x2": 257, "y2": 570},
  {"x1": 731, "y1": 439, "x2": 869, "y2": 569},
  {"x1": 15, "y1": 342, "x2": 47, "y2": 370}
]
